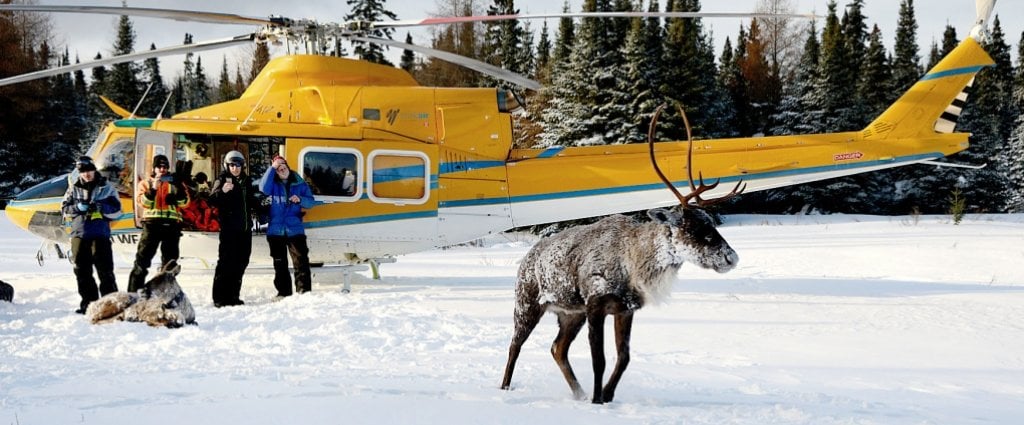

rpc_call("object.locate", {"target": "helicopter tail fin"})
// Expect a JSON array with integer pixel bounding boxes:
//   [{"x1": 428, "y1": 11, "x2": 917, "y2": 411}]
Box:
[
  {"x1": 862, "y1": 37, "x2": 994, "y2": 141},
  {"x1": 99, "y1": 95, "x2": 134, "y2": 119}
]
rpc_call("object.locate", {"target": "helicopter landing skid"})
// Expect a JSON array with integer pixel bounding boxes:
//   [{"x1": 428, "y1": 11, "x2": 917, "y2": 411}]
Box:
[{"x1": 37, "y1": 242, "x2": 72, "y2": 266}]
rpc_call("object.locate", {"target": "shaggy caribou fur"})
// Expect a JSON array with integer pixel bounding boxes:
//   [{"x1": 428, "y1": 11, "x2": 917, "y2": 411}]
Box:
[
  {"x1": 86, "y1": 260, "x2": 195, "y2": 328},
  {"x1": 500, "y1": 207, "x2": 738, "y2": 404},
  {"x1": 0, "y1": 280, "x2": 12, "y2": 302}
]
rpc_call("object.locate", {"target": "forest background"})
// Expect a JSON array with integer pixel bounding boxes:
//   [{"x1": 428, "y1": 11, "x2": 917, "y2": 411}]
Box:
[{"x1": 1, "y1": 0, "x2": 1023, "y2": 216}]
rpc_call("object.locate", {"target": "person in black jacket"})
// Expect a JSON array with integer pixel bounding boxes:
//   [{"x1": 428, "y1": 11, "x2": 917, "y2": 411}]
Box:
[
  {"x1": 208, "y1": 150, "x2": 261, "y2": 307},
  {"x1": 61, "y1": 156, "x2": 123, "y2": 314}
]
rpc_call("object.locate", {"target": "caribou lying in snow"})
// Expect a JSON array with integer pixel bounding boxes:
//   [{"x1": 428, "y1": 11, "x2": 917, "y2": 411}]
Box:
[
  {"x1": 86, "y1": 260, "x2": 195, "y2": 328},
  {"x1": 500, "y1": 105, "x2": 744, "y2": 404}
]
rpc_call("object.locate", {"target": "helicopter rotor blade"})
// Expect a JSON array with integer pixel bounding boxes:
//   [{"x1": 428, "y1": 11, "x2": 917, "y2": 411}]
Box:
[
  {"x1": 0, "y1": 5, "x2": 275, "y2": 26},
  {"x1": 351, "y1": 35, "x2": 542, "y2": 91},
  {"x1": 378, "y1": 11, "x2": 822, "y2": 29},
  {"x1": 0, "y1": 34, "x2": 257, "y2": 88}
]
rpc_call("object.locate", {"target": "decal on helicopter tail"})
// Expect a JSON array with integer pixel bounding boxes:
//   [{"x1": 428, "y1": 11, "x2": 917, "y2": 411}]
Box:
[{"x1": 834, "y1": 152, "x2": 864, "y2": 162}]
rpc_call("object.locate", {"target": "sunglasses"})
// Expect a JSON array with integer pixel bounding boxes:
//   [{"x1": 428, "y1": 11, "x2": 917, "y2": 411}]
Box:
[{"x1": 228, "y1": 163, "x2": 242, "y2": 168}]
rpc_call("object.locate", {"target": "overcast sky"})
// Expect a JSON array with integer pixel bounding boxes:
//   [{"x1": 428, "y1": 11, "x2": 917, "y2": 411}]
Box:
[{"x1": 42, "y1": 0, "x2": 1020, "y2": 81}]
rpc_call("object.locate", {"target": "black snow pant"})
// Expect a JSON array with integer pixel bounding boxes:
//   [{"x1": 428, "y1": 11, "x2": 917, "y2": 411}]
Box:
[
  {"x1": 212, "y1": 229, "x2": 252, "y2": 305},
  {"x1": 71, "y1": 236, "x2": 118, "y2": 311},
  {"x1": 267, "y1": 234, "x2": 311, "y2": 296},
  {"x1": 127, "y1": 220, "x2": 181, "y2": 292}
]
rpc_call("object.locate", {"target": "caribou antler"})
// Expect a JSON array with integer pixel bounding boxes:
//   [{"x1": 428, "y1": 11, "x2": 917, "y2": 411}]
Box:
[{"x1": 647, "y1": 103, "x2": 746, "y2": 208}]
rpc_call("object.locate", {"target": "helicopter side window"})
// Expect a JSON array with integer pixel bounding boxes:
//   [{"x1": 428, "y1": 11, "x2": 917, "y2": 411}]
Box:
[
  {"x1": 94, "y1": 138, "x2": 136, "y2": 195},
  {"x1": 367, "y1": 150, "x2": 430, "y2": 205},
  {"x1": 300, "y1": 149, "x2": 362, "y2": 201}
]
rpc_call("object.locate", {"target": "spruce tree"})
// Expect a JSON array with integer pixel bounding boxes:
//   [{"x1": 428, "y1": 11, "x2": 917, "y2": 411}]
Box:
[
  {"x1": 721, "y1": 27, "x2": 749, "y2": 138},
  {"x1": 344, "y1": 0, "x2": 399, "y2": 66},
  {"x1": 541, "y1": 0, "x2": 625, "y2": 146},
  {"x1": 481, "y1": 0, "x2": 529, "y2": 88},
  {"x1": 250, "y1": 42, "x2": 271, "y2": 83},
  {"x1": 906, "y1": 18, "x2": 1013, "y2": 214},
  {"x1": 399, "y1": 32, "x2": 417, "y2": 73},
  {"x1": 891, "y1": 0, "x2": 921, "y2": 94},
  {"x1": 925, "y1": 42, "x2": 941, "y2": 71},
  {"x1": 139, "y1": 43, "x2": 170, "y2": 118},
  {"x1": 216, "y1": 56, "x2": 238, "y2": 103},
  {"x1": 193, "y1": 56, "x2": 211, "y2": 108},
  {"x1": 620, "y1": 0, "x2": 666, "y2": 143},
  {"x1": 952, "y1": 16, "x2": 1014, "y2": 212},
  {"x1": 551, "y1": 0, "x2": 575, "y2": 66},
  {"x1": 88, "y1": 52, "x2": 113, "y2": 121},
  {"x1": 815, "y1": 1, "x2": 858, "y2": 132},
  {"x1": 858, "y1": 25, "x2": 892, "y2": 120},
  {"x1": 1005, "y1": 30, "x2": 1024, "y2": 210},
  {"x1": 105, "y1": 15, "x2": 142, "y2": 114},
  {"x1": 661, "y1": 0, "x2": 730, "y2": 139},
  {"x1": 535, "y1": 21, "x2": 552, "y2": 81},
  {"x1": 940, "y1": 25, "x2": 958, "y2": 56}
]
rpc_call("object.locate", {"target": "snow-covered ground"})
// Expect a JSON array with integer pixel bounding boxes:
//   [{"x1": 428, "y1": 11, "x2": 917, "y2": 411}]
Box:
[{"x1": 2, "y1": 212, "x2": 1023, "y2": 424}]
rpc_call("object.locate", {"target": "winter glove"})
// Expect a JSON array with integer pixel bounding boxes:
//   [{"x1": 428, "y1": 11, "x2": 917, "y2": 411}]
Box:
[{"x1": 76, "y1": 202, "x2": 89, "y2": 212}]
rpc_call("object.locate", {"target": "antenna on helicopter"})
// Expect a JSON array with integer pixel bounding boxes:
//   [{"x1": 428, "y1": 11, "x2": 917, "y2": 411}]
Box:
[
  {"x1": 157, "y1": 91, "x2": 173, "y2": 119},
  {"x1": 129, "y1": 82, "x2": 155, "y2": 120}
]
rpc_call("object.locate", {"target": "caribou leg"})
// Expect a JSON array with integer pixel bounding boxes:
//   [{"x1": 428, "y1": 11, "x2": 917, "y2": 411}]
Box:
[
  {"x1": 586, "y1": 308, "x2": 609, "y2": 404},
  {"x1": 551, "y1": 312, "x2": 587, "y2": 399},
  {"x1": 601, "y1": 312, "x2": 634, "y2": 403},
  {"x1": 501, "y1": 298, "x2": 545, "y2": 390}
]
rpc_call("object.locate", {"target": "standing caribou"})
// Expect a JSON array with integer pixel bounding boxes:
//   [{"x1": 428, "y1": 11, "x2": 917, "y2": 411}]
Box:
[{"x1": 500, "y1": 105, "x2": 744, "y2": 404}]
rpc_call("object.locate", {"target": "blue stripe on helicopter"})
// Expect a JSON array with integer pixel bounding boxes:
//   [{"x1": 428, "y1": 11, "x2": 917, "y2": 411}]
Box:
[
  {"x1": 305, "y1": 210, "x2": 438, "y2": 228},
  {"x1": 372, "y1": 165, "x2": 428, "y2": 184},
  {"x1": 438, "y1": 161, "x2": 505, "y2": 175},
  {"x1": 920, "y1": 65, "x2": 990, "y2": 81},
  {"x1": 438, "y1": 152, "x2": 945, "y2": 208},
  {"x1": 537, "y1": 146, "x2": 565, "y2": 158}
]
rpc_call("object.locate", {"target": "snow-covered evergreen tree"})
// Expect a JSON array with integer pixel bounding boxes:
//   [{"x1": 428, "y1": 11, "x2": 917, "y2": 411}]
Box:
[
  {"x1": 534, "y1": 21, "x2": 552, "y2": 81},
  {"x1": 551, "y1": 0, "x2": 575, "y2": 67},
  {"x1": 345, "y1": 0, "x2": 399, "y2": 66},
  {"x1": 1005, "y1": 31, "x2": 1024, "y2": 211},
  {"x1": 481, "y1": 0, "x2": 529, "y2": 88},
  {"x1": 105, "y1": 15, "x2": 142, "y2": 114},
  {"x1": 399, "y1": 32, "x2": 417, "y2": 73},
  {"x1": 951, "y1": 16, "x2": 1014, "y2": 213},
  {"x1": 216, "y1": 56, "x2": 239, "y2": 103},
  {"x1": 891, "y1": 0, "x2": 921, "y2": 94},
  {"x1": 620, "y1": 0, "x2": 667, "y2": 144},
  {"x1": 539, "y1": 0, "x2": 628, "y2": 146},
  {"x1": 660, "y1": 0, "x2": 730, "y2": 139},
  {"x1": 139, "y1": 43, "x2": 170, "y2": 118}
]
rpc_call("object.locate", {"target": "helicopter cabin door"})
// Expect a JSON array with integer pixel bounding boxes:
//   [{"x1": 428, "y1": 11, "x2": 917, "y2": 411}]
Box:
[{"x1": 133, "y1": 129, "x2": 175, "y2": 229}]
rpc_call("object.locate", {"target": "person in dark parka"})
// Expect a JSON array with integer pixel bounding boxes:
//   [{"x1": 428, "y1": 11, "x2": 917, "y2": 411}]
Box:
[
  {"x1": 208, "y1": 150, "x2": 262, "y2": 307},
  {"x1": 61, "y1": 156, "x2": 123, "y2": 314},
  {"x1": 259, "y1": 154, "x2": 315, "y2": 298}
]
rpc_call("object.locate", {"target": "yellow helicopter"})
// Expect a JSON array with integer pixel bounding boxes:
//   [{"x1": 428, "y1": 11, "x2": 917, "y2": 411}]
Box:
[{"x1": 0, "y1": 2, "x2": 998, "y2": 276}]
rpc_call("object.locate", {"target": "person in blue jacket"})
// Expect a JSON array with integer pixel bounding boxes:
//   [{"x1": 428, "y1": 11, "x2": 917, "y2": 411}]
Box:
[
  {"x1": 61, "y1": 156, "x2": 123, "y2": 314},
  {"x1": 259, "y1": 154, "x2": 315, "y2": 298}
]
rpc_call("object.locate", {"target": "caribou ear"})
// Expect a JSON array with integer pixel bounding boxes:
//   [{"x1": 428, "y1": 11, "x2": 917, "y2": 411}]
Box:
[{"x1": 647, "y1": 208, "x2": 678, "y2": 224}]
